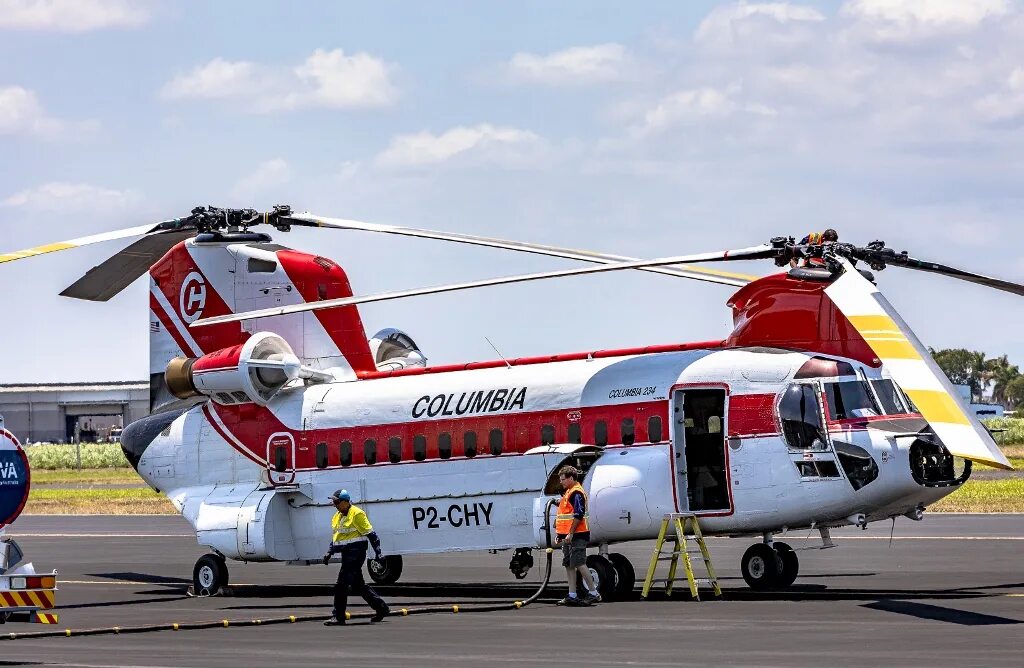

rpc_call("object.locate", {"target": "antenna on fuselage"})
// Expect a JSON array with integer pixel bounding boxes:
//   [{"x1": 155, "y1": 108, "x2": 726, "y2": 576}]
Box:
[{"x1": 485, "y1": 336, "x2": 512, "y2": 369}]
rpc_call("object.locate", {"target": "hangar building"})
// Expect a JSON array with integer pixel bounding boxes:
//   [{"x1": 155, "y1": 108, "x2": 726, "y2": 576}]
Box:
[{"x1": 0, "y1": 381, "x2": 149, "y2": 443}]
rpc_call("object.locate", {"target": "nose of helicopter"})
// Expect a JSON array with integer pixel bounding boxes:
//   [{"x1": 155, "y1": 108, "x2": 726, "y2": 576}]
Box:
[{"x1": 120, "y1": 409, "x2": 185, "y2": 470}]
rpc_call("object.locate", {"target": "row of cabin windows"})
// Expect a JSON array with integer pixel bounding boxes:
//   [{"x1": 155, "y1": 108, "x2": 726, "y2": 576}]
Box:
[{"x1": 310, "y1": 416, "x2": 665, "y2": 469}]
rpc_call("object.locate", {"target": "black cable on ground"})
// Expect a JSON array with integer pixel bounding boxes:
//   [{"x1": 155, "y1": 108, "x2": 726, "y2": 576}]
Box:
[{"x1": 1, "y1": 500, "x2": 559, "y2": 642}]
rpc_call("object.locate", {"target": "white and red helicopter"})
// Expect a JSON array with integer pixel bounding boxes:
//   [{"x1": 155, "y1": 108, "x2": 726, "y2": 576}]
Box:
[{"x1": 1, "y1": 205, "x2": 1018, "y2": 598}]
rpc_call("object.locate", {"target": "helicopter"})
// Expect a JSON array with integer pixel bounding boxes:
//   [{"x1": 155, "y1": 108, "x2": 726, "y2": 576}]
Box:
[{"x1": 1, "y1": 205, "x2": 1017, "y2": 598}]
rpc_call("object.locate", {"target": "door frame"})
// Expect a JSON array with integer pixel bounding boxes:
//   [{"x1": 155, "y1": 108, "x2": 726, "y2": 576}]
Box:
[{"x1": 668, "y1": 382, "x2": 734, "y2": 517}]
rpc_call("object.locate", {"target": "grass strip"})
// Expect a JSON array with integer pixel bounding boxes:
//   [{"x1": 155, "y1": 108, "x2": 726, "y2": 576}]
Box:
[
  {"x1": 31, "y1": 468, "x2": 144, "y2": 485},
  {"x1": 25, "y1": 488, "x2": 176, "y2": 515},
  {"x1": 931, "y1": 478, "x2": 1024, "y2": 513}
]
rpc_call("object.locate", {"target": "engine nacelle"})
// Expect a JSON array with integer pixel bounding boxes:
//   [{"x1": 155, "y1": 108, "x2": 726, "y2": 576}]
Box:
[
  {"x1": 165, "y1": 332, "x2": 332, "y2": 406},
  {"x1": 369, "y1": 327, "x2": 427, "y2": 371}
]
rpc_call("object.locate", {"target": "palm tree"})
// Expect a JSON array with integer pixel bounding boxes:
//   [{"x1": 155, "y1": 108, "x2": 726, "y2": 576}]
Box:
[{"x1": 986, "y1": 355, "x2": 1021, "y2": 407}]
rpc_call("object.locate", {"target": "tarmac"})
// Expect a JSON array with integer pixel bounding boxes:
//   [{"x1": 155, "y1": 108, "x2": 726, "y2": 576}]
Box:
[{"x1": 3, "y1": 513, "x2": 1023, "y2": 667}]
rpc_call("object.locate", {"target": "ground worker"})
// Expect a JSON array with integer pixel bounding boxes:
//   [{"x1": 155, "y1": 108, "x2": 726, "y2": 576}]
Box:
[
  {"x1": 554, "y1": 466, "x2": 601, "y2": 606},
  {"x1": 322, "y1": 489, "x2": 390, "y2": 626}
]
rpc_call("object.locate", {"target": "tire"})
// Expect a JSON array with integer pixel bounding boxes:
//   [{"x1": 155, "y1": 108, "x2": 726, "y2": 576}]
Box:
[
  {"x1": 577, "y1": 554, "x2": 616, "y2": 600},
  {"x1": 607, "y1": 553, "x2": 636, "y2": 599},
  {"x1": 774, "y1": 542, "x2": 799, "y2": 588},
  {"x1": 741, "y1": 543, "x2": 780, "y2": 590},
  {"x1": 193, "y1": 553, "x2": 228, "y2": 596},
  {"x1": 367, "y1": 555, "x2": 403, "y2": 585}
]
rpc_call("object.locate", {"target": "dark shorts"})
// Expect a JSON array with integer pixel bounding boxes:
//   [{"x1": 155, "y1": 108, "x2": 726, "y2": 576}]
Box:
[{"x1": 561, "y1": 537, "x2": 587, "y2": 568}]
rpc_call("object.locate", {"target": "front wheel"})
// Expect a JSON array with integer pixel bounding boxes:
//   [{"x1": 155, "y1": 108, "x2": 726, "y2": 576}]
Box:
[
  {"x1": 607, "y1": 553, "x2": 636, "y2": 599},
  {"x1": 367, "y1": 555, "x2": 403, "y2": 585},
  {"x1": 193, "y1": 553, "x2": 228, "y2": 596},
  {"x1": 577, "y1": 554, "x2": 616, "y2": 600},
  {"x1": 741, "y1": 543, "x2": 780, "y2": 590},
  {"x1": 773, "y1": 542, "x2": 799, "y2": 588}
]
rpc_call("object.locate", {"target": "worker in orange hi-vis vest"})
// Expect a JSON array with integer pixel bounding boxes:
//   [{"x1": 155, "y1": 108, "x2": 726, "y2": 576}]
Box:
[{"x1": 553, "y1": 466, "x2": 600, "y2": 606}]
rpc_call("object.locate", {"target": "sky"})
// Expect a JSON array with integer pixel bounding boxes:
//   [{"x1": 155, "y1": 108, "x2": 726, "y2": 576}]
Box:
[{"x1": 1, "y1": 0, "x2": 1023, "y2": 383}]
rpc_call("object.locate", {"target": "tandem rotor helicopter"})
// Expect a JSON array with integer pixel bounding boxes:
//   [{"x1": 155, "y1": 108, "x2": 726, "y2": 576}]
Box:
[{"x1": 1, "y1": 205, "x2": 1019, "y2": 598}]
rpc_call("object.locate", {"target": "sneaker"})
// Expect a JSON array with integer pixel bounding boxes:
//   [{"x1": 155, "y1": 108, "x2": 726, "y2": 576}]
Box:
[
  {"x1": 557, "y1": 596, "x2": 590, "y2": 607},
  {"x1": 371, "y1": 606, "x2": 390, "y2": 623},
  {"x1": 583, "y1": 592, "x2": 602, "y2": 605},
  {"x1": 323, "y1": 618, "x2": 345, "y2": 626}
]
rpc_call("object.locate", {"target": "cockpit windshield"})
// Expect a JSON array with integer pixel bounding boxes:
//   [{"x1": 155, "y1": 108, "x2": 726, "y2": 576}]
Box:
[{"x1": 823, "y1": 378, "x2": 912, "y2": 420}]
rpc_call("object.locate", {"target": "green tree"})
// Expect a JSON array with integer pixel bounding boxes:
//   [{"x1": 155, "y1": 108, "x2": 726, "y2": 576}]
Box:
[
  {"x1": 1005, "y1": 376, "x2": 1024, "y2": 410},
  {"x1": 930, "y1": 348, "x2": 987, "y2": 400},
  {"x1": 984, "y1": 355, "x2": 1021, "y2": 407}
]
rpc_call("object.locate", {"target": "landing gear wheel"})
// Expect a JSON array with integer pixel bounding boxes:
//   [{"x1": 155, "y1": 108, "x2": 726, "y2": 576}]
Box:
[
  {"x1": 193, "y1": 553, "x2": 228, "y2": 596},
  {"x1": 773, "y1": 542, "x2": 799, "y2": 588},
  {"x1": 741, "y1": 543, "x2": 780, "y2": 590},
  {"x1": 367, "y1": 555, "x2": 403, "y2": 585},
  {"x1": 607, "y1": 553, "x2": 636, "y2": 599},
  {"x1": 578, "y1": 554, "x2": 616, "y2": 600}
]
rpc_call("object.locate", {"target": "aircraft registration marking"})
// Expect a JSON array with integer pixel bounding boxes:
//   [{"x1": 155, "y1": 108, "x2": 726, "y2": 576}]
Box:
[{"x1": 412, "y1": 502, "x2": 494, "y2": 529}]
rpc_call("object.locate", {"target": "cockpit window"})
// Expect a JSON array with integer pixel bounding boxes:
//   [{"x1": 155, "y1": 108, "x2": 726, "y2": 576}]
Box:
[
  {"x1": 824, "y1": 381, "x2": 880, "y2": 420},
  {"x1": 869, "y1": 379, "x2": 909, "y2": 415},
  {"x1": 779, "y1": 384, "x2": 827, "y2": 450}
]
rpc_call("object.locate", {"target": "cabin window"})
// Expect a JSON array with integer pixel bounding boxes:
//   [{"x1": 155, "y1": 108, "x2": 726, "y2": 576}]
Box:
[
  {"x1": 364, "y1": 439, "x2": 377, "y2": 465},
  {"x1": 621, "y1": 418, "x2": 635, "y2": 446},
  {"x1": 648, "y1": 416, "x2": 663, "y2": 443},
  {"x1": 389, "y1": 437, "x2": 402, "y2": 464},
  {"x1": 464, "y1": 432, "x2": 478, "y2": 458},
  {"x1": 568, "y1": 423, "x2": 582, "y2": 444},
  {"x1": 413, "y1": 435, "x2": 427, "y2": 462},
  {"x1": 541, "y1": 424, "x2": 555, "y2": 446},
  {"x1": 247, "y1": 258, "x2": 277, "y2": 273},
  {"x1": 824, "y1": 380, "x2": 880, "y2": 420},
  {"x1": 835, "y1": 441, "x2": 880, "y2": 490},
  {"x1": 779, "y1": 384, "x2": 827, "y2": 450},
  {"x1": 489, "y1": 429, "x2": 504, "y2": 456},
  {"x1": 869, "y1": 379, "x2": 908, "y2": 415},
  {"x1": 439, "y1": 432, "x2": 452, "y2": 459},
  {"x1": 315, "y1": 442, "x2": 328, "y2": 469},
  {"x1": 594, "y1": 420, "x2": 608, "y2": 447},
  {"x1": 340, "y1": 441, "x2": 352, "y2": 467},
  {"x1": 273, "y1": 446, "x2": 288, "y2": 473}
]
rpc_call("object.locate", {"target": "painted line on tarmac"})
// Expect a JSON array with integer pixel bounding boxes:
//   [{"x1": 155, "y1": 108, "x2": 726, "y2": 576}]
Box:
[{"x1": 9, "y1": 533, "x2": 192, "y2": 538}]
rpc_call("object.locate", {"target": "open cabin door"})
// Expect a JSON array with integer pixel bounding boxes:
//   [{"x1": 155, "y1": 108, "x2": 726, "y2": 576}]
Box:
[{"x1": 671, "y1": 388, "x2": 731, "y2": 514}]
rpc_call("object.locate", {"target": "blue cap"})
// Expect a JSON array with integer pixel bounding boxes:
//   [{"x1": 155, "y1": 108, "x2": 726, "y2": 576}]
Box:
[{"x1": 331, "y1": 489, "x2": 351, "y2": 502}]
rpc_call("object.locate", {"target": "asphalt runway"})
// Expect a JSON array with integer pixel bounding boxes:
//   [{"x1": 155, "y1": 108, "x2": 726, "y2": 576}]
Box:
[{"x1": 3, "y1": 514, "x2": 1023, "y2": 667}]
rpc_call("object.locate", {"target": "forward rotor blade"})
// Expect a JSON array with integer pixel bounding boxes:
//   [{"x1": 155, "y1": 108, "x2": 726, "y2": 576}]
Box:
[
  {"x1": 193, "y1": 245, "x2": 775, "y2": 328},
  {"x1": 884, "y1": 254, "x2": 1024, "y2": 298},
  {"x1": 60, "y1": 229, "x2": 196, "y2": 301},
  {"x1": 825, "y1": 258, "x2": 1011, "y2": 470},
  {"x1": 0, "y1": 223, "x2": 161, "y2": 265},
  {"x1": 285, "y1": 212, "x2": 760, "y2": 287}
]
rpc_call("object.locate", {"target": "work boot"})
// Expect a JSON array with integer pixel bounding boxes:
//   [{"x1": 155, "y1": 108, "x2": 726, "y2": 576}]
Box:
[
  {"x1": 371, "y1": 606, "x2": 390, "y2": 623},
  {"x1": 556, "y1": 596, "x2": 589, "y2": 607},
  {"x1": 583, "y1": 592, "x2": 602, "y2": 605}
]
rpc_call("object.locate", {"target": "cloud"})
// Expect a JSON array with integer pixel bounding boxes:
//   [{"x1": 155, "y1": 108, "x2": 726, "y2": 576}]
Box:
[
  {"x1": 975, "y1": 68, "x2": 1024, "y2": 124},
  {"x1": 841, "y1": 0, "x2": 1009, "y2": 44},
  {"x1": 0, "y1": 0, "x2": 151, "y2": 32},
  {"x1": 0, "y1": 86, "x2": 96, "y2": 139},
  {"x1": 505, "y1": 43, "x2": 630, "y2": 85},
  {"x1": 230, "y1": 159, "x2": 292, "y2": 200},
  {"x1": 695, "y1": 2, "x2": 826, "y2": 51},
  {"x1": 1, "y1": 182, "x2": 140, "y2": 213},
  {"x1": 160, "y1": 49, "x2": 397, "y2": 112},
  {"x1": 375, "y1": 124, "x2": 545, "y2": 169}
]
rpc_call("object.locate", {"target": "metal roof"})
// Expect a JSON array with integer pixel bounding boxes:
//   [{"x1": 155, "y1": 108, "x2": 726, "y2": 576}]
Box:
[{"x1": 0, "y1": 381, "x2": 149, "y2": 393}]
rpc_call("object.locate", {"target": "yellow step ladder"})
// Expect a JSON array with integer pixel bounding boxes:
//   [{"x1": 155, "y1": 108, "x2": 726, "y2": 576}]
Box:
[{"x1": 641, "y1": 513, "x2": 722, "y2": 601}]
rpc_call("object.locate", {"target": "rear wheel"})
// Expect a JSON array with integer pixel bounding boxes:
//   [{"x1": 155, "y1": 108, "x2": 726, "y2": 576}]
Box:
[
  {"x1": 773, "y1": 542, "x2": 799, "y2": 588},
  {"x1": 741, "y1": 543, "x2": 780, "y2": 590},
  {"x1": 193, "y1": 553, "x2": 228, "y2": 596},
  {"x1": 578, "y1": 554, "x2": 616, "y2": 600},
  {"x1": 367, "y1": 555, "x2": 403, "y2": 585},
  {"x1": 607, "y1": 553, "x2": 636, "y2": 599}
]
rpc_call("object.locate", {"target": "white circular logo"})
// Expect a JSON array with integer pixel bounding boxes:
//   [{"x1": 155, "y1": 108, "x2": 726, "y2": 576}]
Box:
[{"x1": 179, "y1": 271, "x2": 208, "y2": 324}]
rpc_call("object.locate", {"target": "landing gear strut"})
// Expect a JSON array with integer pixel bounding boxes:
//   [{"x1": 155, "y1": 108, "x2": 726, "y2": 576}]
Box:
[
  {"x1": 509, "y1": 548, "x2": 534, "y2": 579},
  {"x1": 193, "y1": 553, "x2": 228, "y2": 596}
]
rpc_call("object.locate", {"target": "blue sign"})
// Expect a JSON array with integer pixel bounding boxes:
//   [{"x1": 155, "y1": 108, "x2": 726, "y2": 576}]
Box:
[{"x1": 0, "y1": 439, "x2": 29, "y2": 527}]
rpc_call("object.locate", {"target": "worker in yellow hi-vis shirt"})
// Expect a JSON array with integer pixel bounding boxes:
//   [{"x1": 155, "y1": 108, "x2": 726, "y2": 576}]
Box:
[{"x1": 322, "y1": 489, "x2": 390, "y2": 626}]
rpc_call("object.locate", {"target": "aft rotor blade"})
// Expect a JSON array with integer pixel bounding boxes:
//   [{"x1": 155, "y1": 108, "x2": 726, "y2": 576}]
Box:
[
  {"x1": 825, "y1": 258, "x2": 1012, "y2": 470},
  {"x1": 884, "y1": 253, "x2": 1024, "y2": 298},
  {"x1": 193, "y1": 245, "x2": 775, "y2": 327},
  {"x1": 286, "y1": 212, "x2": 760, "y2": 287},
  {"x1": 0, "y1": 223, "x2": 161, "y2": 265},
  {"x1": 60, "y1": 229, "x2": 197, "y2": 301}
]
